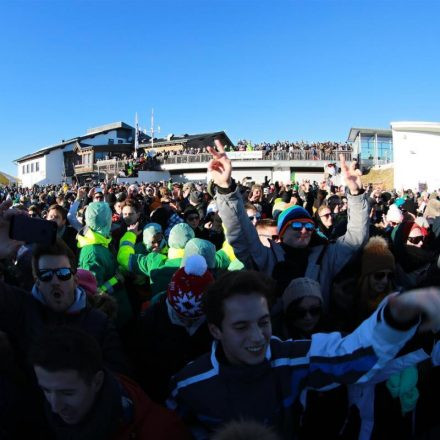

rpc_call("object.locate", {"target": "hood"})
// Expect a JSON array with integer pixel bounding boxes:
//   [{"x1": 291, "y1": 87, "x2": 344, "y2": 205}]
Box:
[
  {"x1": 32, "y1": 285, "x2": 87, "y2": 314},
  {"x1": 77, "y1": 228, "x2": 112, "y2": 249}
]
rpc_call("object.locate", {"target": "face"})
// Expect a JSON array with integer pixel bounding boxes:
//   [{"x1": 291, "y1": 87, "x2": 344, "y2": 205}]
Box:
[
  {"x1": 34, "y1": 367, "x2": 103, "y2": 425},
  {"x1": 319, "y1": 208, "x2": 333, "y2": 228},
  {"x1": 93, "y1": 193, "x2": 104, "y2": 202},
  {"x1": 282, "y1": 224, "x2": 313, "y2": 248},
  {"x1": 286, "y1": 296, "x2": 322, "y2": 334},
  {"x1": 151, "y1": 233, "x2": 164, "y2": 252},
  {"x1": 209, "y1": 293, "x2": 271, "y2": 366},
  {"x1": 36, "y1": 255, "x2": 77, "y2": 312},
  {"x1": 257, "y1": 226, "x2": 279, "y2": 247},
  {"x1": 186, "y1": 213, "x2": 200, "y2": 229},
  {"x1": 122, "y1": 206, "x2": 140, "y2": 226},
  {"x1": 246, "y1": 209, "x2": 260, "y2": 226},
  {"x1": 114, "y1": 201, "x2": 124, "y2": 215},
  {"x1": 253, "y1": 188, "x2": 262, "y2": 199},
  {"x1": 47, "y1": 209, "x2": 66, "y2": 229},
  {"x1": 407, "y1": 228, "x2": 425, "y2": 248},
  {"x1": 368, "y1": 270, "x2": 393, "y2": 295}
]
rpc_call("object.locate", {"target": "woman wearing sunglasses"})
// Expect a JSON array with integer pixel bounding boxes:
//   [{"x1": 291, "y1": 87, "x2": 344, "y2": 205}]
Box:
[
  {"x1": 391, "y1": 221, "x2": 434, "y2": 289},
  {"x1": 356, "y1": 236, "x2": 396, "y2": 323}
]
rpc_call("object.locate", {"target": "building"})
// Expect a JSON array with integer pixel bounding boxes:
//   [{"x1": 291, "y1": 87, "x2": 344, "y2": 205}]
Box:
[
  {"x1": 391, "y1": 121, "x2": 440, "y2": 191},
  {"x1": 347, "y1": 127, "x2": 393, "y2": 166},
  {"x1": 15, "y1": 122, "x2": 136, "y2": 186}
]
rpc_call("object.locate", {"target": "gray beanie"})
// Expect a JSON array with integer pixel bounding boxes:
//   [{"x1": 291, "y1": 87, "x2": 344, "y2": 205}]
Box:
[
  {"x1": 282, "y1": 277, "x2": 323, "y2": 312},
  {"x1": 168, "y1": 223, "x2": 195, "y2": 249},
  {"x1": 182, "y1": 238, "x2": 216, "y2": 269}
]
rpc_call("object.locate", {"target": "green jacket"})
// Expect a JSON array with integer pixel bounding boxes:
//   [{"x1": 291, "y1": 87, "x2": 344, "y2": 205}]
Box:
[{"x1": 78, "y1": 229, "x2": 132, "y2": 327}]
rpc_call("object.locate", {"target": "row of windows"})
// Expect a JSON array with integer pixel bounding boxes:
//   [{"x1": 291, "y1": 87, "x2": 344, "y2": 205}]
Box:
[{"x1": 22, "y1": 162, "x2": 40, "y2": 174}]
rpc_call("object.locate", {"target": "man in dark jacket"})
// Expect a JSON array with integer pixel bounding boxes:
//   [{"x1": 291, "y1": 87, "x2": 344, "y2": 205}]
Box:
[{"x1": 31, "y1": 326, "x2": 190, "y2": 440}]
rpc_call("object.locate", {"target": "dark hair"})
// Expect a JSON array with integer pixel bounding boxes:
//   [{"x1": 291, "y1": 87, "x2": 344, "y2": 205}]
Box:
[
  {"x1": 32, "y1": 237, "x2": 77, "y2": 277},
  {"x1": 122, "y1": 198, "x2": 140, "y2": 212},
  {"x1": 202, "y1": 270, "x2": 274, "y2": 328},
  {"x1": 48, "y1": 204, "x2": 67, "y2": 221},
  {"x1": 30, "y1": 326, "x2": 103, "y2": 384},
  {"x1": 184, "y1": 206, "x2": 199, "y2": 219}
]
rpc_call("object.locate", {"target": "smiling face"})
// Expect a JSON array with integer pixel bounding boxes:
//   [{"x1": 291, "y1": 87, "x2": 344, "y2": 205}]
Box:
[
  {"x1": 34, "y1": 367, "x2": 103, "y2": 425},
  {"x1": 318, "y1": 208, "x2": 333, "y2": 229},
  {"x1": 208, "y1": 293, "x2": 272, "y2": 366},
  {"x1": 282, "y1": 225, "x2": 312, "y2": 248}
]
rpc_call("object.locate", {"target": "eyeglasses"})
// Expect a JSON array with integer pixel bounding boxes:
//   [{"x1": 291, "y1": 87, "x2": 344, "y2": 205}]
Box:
[
  {"x1": 289, "y1": 306, "x2": 322, "y2": 319},
  {"x1": 291, "y1": 222, "x2": 315, "y2": 232},
  {"x1": 187, "y1": 216, "x2": 199, "y2": 221},
  {"x1": 37, "y1": 267, "x2": 75, "y2": 282},
  {"x1": 373, "y1": 271, "x2": 393, "y2": 281},
  {"x1": 407, "y1": 236, "x2": 424, "y2": 245},
  {"x1": 248, "y1": 215, "x2": 261, "y2": 222},
  {"x1": 319, "y1": 213, "x2": 333, "y2": 219}
]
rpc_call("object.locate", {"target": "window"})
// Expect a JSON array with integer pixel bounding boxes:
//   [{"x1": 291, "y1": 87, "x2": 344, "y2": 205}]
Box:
[
  {"x1": 26, "y1": 164, "x2": 30, "y2": 173},
  {"x1": 31, "y1": 163, "x2": 34, "y2": 173},
  {"x1": 118, "y1": 139, "x2": 123, "y2": 144},
  {"x1": 22, "y1": 165, "x2": 25, "y2": 174},
  {"x1": 108, "y1": 138, "x2": 114, "y2": 144},
  {"x1": 36, "y1": 162, "x2": 40, "y2": 172}
]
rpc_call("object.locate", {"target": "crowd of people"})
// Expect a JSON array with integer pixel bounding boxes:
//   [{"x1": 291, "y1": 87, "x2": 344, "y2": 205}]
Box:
[{"x1": 0, "y1": 142, "x2": 440, "y2": 440}]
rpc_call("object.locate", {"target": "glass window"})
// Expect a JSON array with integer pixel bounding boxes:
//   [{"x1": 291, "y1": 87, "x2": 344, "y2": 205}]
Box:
[
  {"x1": 31, "y1": 163, "x2": 34, "y2": 173},
  {"x1": 26, "y1": 164, "x2": 29, "y2": 173},
  {"x1": 22, "y1": 165, "x2": 25, "y2": 174},
  {"x1": 36, "y1": 162, "x2": 40, "y2": 172}
]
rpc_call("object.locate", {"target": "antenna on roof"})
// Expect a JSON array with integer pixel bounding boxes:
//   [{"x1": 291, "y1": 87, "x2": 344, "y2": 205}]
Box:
[{"x1": 150, "y1": 108, "x2": 160, "y2": 149}]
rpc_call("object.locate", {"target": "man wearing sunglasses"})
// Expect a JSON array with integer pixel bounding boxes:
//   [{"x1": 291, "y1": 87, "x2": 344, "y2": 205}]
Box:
[{"x1": 207, "y1": 140, "x2": 369, "y2": 306}]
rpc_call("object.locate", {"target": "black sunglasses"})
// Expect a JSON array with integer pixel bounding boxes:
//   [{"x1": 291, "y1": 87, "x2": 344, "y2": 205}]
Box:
[
  {"x1": 37, "y1": 267, "x2": 75, "y2": 282},
  {"x1": 373, "y1": 271, "x2": 393, "y2": 281},
  {"x1": 407, "y1": 236, "x2": 424, "y2": 245},
  {"x1": 289, "y1": 305, "x2": 322, "y2": 319}
]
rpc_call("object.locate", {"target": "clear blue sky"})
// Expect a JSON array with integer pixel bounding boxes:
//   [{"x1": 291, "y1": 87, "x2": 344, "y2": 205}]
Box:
[{"x1": 1, "y1": 0, "x2": 439, "y2": 175}]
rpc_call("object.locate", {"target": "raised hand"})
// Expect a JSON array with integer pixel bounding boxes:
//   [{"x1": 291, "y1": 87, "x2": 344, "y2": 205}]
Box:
[
  {"x1": 206, "y1": 139, "x2": 232, "y2": 189},
  {"x1": 340, "y1": 154, "x2": 362, "y2": 195},
  {"x1": 127, "y1": 221, "x2": 141, "y2": 236},
  {"x1": 388, "y1": 287, "x2": 440, "y2": 332},
  {"x1": 0, "y1": 200, "x2": 25, "y2": 260}
]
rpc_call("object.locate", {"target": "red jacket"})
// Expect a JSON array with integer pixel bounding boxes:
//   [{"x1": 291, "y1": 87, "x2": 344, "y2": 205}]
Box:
[{"x1": 113, "y1": 374, "x2": 191, "y2": 440}]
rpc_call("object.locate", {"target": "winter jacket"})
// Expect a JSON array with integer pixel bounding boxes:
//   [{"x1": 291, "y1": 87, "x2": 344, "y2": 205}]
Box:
[
  {"x1": 0, "y1": 281, "x2": 129, "y2": 375},
  {"x1": 138, "y1": 295, "x2": 212, "y2": 403},
  {"x1": 167, "y1": 301, "x2": 419, "y2": 439},
  {"x1": 215, "y1": 187, "x2": 369, "y2": 307},
  {"x1": 44, "y1": 371, "x2": 190, "y2": 440},
  {"x1": 78, "y1": 229, "x2": 132, "y2": 327}
]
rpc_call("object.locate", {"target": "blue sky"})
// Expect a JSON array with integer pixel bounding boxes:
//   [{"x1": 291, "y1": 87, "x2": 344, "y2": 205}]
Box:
[{"x1": 0, "y1": 0, "x2": 439, "y2": 175}]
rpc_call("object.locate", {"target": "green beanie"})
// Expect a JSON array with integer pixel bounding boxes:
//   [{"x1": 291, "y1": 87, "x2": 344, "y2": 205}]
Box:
[
  {"x1": 168, "y1": 223, "x2": 195, "y2": 249},
  {"x1": 85, "y1": 202, "x2": 112, "y2": 237},
  {"x1": 182, "y1": 238, "x2": 216, "y2": 269}
]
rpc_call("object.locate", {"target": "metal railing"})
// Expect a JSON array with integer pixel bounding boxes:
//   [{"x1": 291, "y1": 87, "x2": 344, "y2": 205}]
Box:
[
  {"x1": 74, "y1": 150, "x2": 353, "y2": 175},
  {"x1": 159, "y1": 150, "x2": 352, "y2": 164}
]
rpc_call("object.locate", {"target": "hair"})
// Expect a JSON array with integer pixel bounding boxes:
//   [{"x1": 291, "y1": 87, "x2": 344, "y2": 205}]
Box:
[
  {"x1": 30, "y1": 326, "x2": 103, "y2": 384},
  {"x1": 121, "y1": 198, "x2": 140, "y2": 212},
  {"x1": 256, "y1": 218, "x2": 277, "y2": 229},
  {"x1": 212, "y1": 420, "x2": 280, "y2": 440},
  {"x1": 184, "y1": 206, "x2": 199, "y2": 219},
  {"x1": 48, "y1": 204, "x2": 67, "y2": 221},
  {"x1": 244, "y1": 202, "x2": 257, "y2": 212},
  {"x1": 32, "y1": 237, "x2": 77, "y2": 277},
  {"x1": 202, "y1": 270, "x2": 274, "y2": 328},
  {"x1": 317, "y1": 203, "x2": 331, "y2": 216}
]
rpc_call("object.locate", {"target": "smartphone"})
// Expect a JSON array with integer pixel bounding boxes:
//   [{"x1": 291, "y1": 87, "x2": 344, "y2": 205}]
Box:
[{"x1": 9, "y1": 215, "x2": 57, "y2": 245}]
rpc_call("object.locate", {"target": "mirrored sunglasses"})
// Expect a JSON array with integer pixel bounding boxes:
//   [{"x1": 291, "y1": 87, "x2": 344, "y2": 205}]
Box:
[
  {"x1": 291, "y1": 221, "x2": 315, "y2": 232},
  {"x1": 37, "y1": 267, "x2": 75, "y2": 282}
]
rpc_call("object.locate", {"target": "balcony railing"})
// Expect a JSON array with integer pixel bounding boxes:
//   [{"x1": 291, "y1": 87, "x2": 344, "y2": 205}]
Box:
[
  {"x1": 74, "y1": 150, "x2": 353, "y2": 175},
  {"x1": 159, "y1": 150, "x2": 352, "y2": 164}
]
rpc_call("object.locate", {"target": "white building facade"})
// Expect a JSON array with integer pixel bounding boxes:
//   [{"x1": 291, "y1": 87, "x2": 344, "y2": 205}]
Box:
[{"x1": 391, "y1": 121, "x2": 440, "y2": 191}]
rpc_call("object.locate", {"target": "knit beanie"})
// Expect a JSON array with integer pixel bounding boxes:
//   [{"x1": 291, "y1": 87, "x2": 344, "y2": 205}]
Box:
[
  {"x1": 143, "y1": 223, "x2": 166, "y2": 251},
  {"x1": 167, "y1": 255, "x2": 214, "y2": 319},
  {"x1": 182, "y1": 238, "x2": 216, "y2": 269},
  {"x1": 386, "y1": 204, "x2": 403, "y2": 224},
  {"x1": 168, "y1": 223, "x2": 195, "y2": 249},
  {"x1": 282, "y1": 277, "x2": 323, "y2": 312},
  {"x1": 277, "y1": 205, "x2": 314, "y2": 238},
  {"x1": 361, "y1": 236, "x2": 395, "y2": 277},
  {"x1": 85, "y1": 202, "x2": 112, "y2": 237}
]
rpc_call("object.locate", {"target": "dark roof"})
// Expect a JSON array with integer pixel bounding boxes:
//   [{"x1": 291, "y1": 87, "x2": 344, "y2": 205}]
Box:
[
  {"x1": 145, "y1": 131, "x2": 233, "y2": 148},
  {"x1": 15, "y1": 121, "x2": 135, "y2": 163}
]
